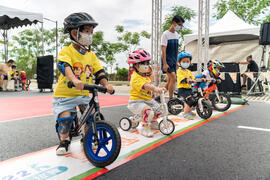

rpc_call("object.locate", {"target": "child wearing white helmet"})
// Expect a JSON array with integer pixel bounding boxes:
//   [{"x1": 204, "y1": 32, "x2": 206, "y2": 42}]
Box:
[
  {"x1": 195, "y1": 60, "x2": 224, "y2": 90},
  {"x1": 127, "y1": 49, "x2": 167, "y2": 137}
]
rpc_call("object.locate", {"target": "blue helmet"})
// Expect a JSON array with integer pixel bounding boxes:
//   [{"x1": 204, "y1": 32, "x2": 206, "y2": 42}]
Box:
[{"x1": 178, "y1": 52, "x2": 192, "y2": 62}]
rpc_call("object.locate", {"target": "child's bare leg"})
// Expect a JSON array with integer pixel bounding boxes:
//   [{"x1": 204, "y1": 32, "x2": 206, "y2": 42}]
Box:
[{"x1": 183, "y1": 104, "x2": 192, "y2": 114}]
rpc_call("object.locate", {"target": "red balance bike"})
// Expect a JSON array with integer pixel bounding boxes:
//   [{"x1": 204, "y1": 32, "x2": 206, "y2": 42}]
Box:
[{"x1": 202, "y1": 79, "x2": 231, "y2": 112}]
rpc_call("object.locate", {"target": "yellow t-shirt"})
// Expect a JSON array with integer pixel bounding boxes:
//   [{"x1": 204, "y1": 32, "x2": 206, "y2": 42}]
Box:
[
  {"x1": 129, "y1": 71, "x2": 152, "y2": 101},
  {"x1": 177, "y1": 68, "x2": 195, "y2": 89},
  {"x1": 10, "y1": 70, "x2": 15, "y2": 79},
  {"x1": 54, "y1": 44, "x2": 103, "y2": 97}
]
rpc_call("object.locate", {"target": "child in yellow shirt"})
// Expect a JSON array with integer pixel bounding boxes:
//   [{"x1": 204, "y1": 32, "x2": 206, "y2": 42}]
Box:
[
  {"x1": 177, "y1": 52, "x2": 203, "y2": 120},
  {"x1": 127, "y1": 49, "x2": 167, "y2": 137},
  {"x1": 53, "y1": 12, "x2": 114, "y2": 155}
]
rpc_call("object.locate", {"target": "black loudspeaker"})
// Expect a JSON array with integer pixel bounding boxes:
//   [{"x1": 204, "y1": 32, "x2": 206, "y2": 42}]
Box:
[
  {"x1": 259, "y1": 22, "x2": 270, "y2": 45},
  {"x1": 37, "y1": 55, "x2": 54, "y2": 89},
  {"x1": 218, "y1": 63, "x2": 241, "y2": 94}
]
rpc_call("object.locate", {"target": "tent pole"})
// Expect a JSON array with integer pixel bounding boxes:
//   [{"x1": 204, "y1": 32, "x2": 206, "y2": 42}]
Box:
[
  {"x1": 198, "y1": 0, "x2": 202, "y2": 73},
  {"x1": 4, "y1": 29, "x2": 8, "y2": 62},
  {"x1": 55, "y1": 21, "x2": 58, "y2": 81},
  {"x1": 204, "y1": 0, "x2": 210, "y2": 70},
  {"x1": 3, "y1": 30, "x2": 6, "y2": 62},
  {"x1": 41, "y1": 22, "x2": 44, "y2": 56}
]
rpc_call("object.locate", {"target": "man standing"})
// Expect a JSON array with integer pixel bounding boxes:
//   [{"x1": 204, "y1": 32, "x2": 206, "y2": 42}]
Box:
[
  {"x1": 236, "y1": 55, "x2": 259, "y2": 88},
  {"x1": 0, "y1": 59, "x2": 15, "y2": 91},
  {"x1": 161, "y1": 15, "x2": 185, "y2": 99}
]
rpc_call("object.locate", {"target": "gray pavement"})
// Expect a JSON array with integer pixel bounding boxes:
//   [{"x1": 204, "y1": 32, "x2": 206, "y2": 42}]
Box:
[
  {"x1": 96, "y1": 102, "x2": 270, "y2": 180},
  {"x1": 0, "y1": 105, "x2": 131, "y2": 161},
  {"x1": 2, "y1": 82, "x2": 270, "y2": 179},
  {"x1": 1, "y1": 102, "x2": 270, "y2": 179}
]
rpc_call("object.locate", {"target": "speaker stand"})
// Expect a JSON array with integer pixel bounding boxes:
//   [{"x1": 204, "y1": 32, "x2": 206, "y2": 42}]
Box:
[{"x1": 260, "y1": 45, "x2": 267, "y2": 70}]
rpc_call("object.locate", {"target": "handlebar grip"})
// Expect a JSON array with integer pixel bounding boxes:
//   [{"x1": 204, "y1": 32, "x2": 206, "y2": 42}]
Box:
[
  {"x1": 67, "y1": 81, "x2": 113, "y2": 94},
  {"x1": 67, "y1": 81, "x2": 75, "y2": 88},
  {"x1": 110, "y1": 90, "x2": 115, "y2": 95}
]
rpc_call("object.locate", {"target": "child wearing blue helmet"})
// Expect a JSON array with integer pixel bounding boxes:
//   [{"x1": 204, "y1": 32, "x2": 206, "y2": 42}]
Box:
[{"x1": 176, "y1": 52, "x2": 201, "y2": 120}]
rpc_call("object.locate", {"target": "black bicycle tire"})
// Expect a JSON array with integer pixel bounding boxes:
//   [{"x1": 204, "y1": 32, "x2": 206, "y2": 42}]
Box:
[
  {"x1": 167, "y1": 98, "x2": 184, "y2": 115},
  {"x1": 83, "y1": 121, "x2": 121, "y2": 167},
  {"x1": 196, "y1": 100, "x2": 212, "y2": 119},
  {"x1": 159, "y1": 119, "x2": 175, "y2": 135},
  {"x1": 211, "y1": 93, "x2": 231, "y2": 112}
]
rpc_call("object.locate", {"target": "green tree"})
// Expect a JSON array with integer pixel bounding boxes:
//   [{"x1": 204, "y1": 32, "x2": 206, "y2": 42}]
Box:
[
  {"x1": 214, "y1": 0, "x2": 270, "y2": 25},
  {"x1": 58, "y1": 28, "x2": 71, "y2": 49},
  {"x1": 9, "y1": 28, "x2": 56, "y2": 78},
  {"x1": 4, "y1": 27, "x2": 70, "y2": 78},
  {"x1": 116, "y1": 67, "x2": 128, "y2": 81},
  {"x1": 115, "y1": 25, "x2": 151, "y2": 53},
  {"x1": 91, "y1": 31, "x2": 128, "y2": 73},
  {"x1": 162, "y1": 6, "x2": 196, "y2": 50}
]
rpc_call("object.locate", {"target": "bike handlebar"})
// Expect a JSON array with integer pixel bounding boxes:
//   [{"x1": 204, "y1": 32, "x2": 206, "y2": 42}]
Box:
[
  {"x1": 67, "y1": 81, "x2": 115, "y2": 95},
  {"x1": 191, "y1": 79, "x2": 219, "y2": 84}
]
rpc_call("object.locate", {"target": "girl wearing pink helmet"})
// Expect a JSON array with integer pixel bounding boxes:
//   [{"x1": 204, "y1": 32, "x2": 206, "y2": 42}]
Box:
[{"x1": 127, "y1": 49, "x2": 167, "y2": 137}]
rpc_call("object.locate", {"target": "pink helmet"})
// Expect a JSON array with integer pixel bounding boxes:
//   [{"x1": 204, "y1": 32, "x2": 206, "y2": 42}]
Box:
[{"x1": 127, "y1": 49, "x2": 151, "y2": 64}]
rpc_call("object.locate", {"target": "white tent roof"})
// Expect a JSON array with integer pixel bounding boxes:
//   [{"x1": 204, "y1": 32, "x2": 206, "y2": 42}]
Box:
[
  {"x1": 184, "y1": 10, "x2": 260, "y2": 45},
  {"x1": 0, "y1": 5, "x2": 43, "y2": 29}
]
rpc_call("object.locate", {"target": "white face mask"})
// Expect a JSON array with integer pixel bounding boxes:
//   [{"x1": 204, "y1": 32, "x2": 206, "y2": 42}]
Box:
[
  {"x1": 138, "y1": 64, "x2": 149, "y2": 73},
  {"x1": 78, "y1": 32, "x2": 93, "y2": 46},
  {"x1": 175, "y1": 25, "x2": 182, "y2": 31},
  {"x1": 181, "y1": 62, "x2": 190, "y2": 69}
]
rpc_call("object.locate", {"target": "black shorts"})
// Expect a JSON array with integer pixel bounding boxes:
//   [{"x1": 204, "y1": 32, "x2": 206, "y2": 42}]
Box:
[
  {"x1": 3, "y1": 75, "x2": 8, "y2": 80},
  {"x1": 178, "y1": 88, "x2": 192, "y2": 98},
  {"x1": 161, "y1": 62, "x2": 176, "y2": 74}
]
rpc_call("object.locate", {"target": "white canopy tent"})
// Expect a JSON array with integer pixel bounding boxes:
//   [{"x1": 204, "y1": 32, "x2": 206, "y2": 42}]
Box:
[
  {"x1": 184, "y1": 10, "x2": 268, "y2": 73},
  {"x1": 0, "y1": 5, "x2": 43, "y2": 62}
]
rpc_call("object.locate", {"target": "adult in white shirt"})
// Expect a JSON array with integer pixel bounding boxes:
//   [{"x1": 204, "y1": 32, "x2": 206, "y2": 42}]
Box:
[{"x1": 161, "y1": 15, "x2": 185, "y2": 99}]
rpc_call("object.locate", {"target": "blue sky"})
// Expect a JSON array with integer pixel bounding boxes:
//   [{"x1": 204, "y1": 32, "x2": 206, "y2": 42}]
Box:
[{"x1": 0, "y1": 0, "x2": 220, "y2": 69}]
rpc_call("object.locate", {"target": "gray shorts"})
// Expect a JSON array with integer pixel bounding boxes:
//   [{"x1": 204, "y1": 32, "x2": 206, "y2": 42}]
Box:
[
  {"x1": 53, "y1": 96, "x2": 91, "y2": 119},
  {"x1": 127, "y1": 99, "x2": 160, "y2": 115}
]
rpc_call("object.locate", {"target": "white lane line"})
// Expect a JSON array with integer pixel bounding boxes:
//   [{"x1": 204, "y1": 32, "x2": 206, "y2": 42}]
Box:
[{"x1": 238, "y1": 126, "x2": 270, "y2": 132}]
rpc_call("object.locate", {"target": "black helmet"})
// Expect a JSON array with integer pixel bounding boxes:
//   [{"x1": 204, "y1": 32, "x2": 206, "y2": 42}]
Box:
[{"x1": 64, "y1": 12, "x2": 98, "y2": 34}]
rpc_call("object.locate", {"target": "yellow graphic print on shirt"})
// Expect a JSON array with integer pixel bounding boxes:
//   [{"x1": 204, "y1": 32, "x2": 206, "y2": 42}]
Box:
[
  {"x1": 129, "y1": 71, "x2": 152, "y2": 101},
  {"x1": 84, "y1": 65, "x2": 93, "y2": 83},
  {"x1": 73, "y1": 62, "x2": 84, "y2": 80},
  {"x1": 54, "y1": 44, "x2": 103, "y2": 98}
]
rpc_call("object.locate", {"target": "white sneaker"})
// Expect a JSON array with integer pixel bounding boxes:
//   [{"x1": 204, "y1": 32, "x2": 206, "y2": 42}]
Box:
[
  {"x1": 56, "y1": 140, "x2": 70, "y2": 155},
  {"x1": 140, "y1": 126, "x2": 154, "y2": 137},
  {"x1": 150, "y1": 121, "x2": 159, "y2": 130}
]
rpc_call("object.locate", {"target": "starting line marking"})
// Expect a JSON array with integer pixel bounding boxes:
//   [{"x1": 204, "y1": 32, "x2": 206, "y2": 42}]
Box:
[
  {"x1": 0, "y1": 105, "x2": 246, "y2": 180},
  {"x1": 237, "y1": 126, "x2": 270, "y2": 132}
]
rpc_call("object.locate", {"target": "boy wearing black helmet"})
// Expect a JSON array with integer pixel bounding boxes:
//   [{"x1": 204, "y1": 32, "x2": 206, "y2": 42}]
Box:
[{"x1": 53, "y1": 12, "x2": 114, "y2": 155}]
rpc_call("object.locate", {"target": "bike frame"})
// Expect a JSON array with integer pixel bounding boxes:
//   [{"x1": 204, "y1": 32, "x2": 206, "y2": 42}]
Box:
[
  {"x1": 73, "y1": 89, "x2": 101, "y2": 144},
  {"x1": 202, "y1": 83, "x2": 221, "y2": 102}
]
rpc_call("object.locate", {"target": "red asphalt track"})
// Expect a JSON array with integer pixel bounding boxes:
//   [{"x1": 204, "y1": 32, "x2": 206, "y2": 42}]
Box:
[{"x1": 0, "y1": 95, "x2": 129, "y2": 122}]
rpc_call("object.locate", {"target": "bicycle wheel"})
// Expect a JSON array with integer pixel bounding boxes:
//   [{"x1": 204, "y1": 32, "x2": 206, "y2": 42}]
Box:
[
  {"x1": 196, "y1": 99, "x2": 212, "y2": 119},
  {"x1": 211, "y1": 93, "x2": 231, "y2": 112},
  {"x1": 119, "y1": 117, "x2": 132, "y2": 131},
  {"x1": 159, "y1": 119, "x2": 175, "y2": 135},
  {"x1": 83, "y1": 121, "x2": 121, "y2": 167},
  {"x1": 167, "y1": 98, "x2": 184, "y2": 115}
]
